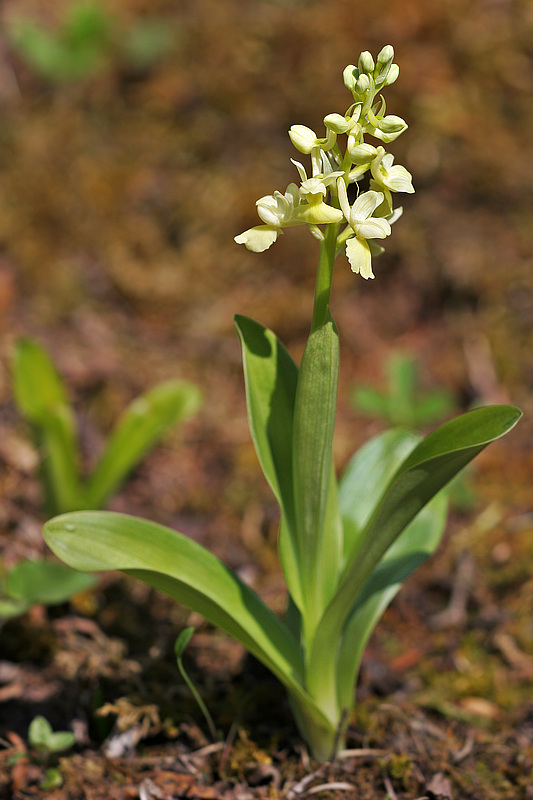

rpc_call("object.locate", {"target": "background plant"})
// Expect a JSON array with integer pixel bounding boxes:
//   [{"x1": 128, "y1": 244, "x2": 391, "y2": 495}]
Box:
[
  {"x1": 0, "y1": 558, "x2": 96, "y2": 624},
  {"x1": 6, "y1": 716, "x2": 77, "y2": 791},
  {"x1": 351, "y1": 350, "x2": 477, "y2": 511},
  {"x1": 43, "y1": 47, "x2": 521, "y2": 761},
  {"x1": 13, "y1": 337, "x2": 202, "y2": 516},
  {"x1": 7, "y1": 1, "x2": 176, "y2": 83},
  {"x1": 352, "y1": 350, "x2": 455, "y2": 429}
]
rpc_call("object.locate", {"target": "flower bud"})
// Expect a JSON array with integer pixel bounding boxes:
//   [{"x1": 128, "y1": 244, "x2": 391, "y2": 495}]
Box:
[
  {"x1": 376, "y1": 45, "x2": 394, "y2": 68},
  {"x1": 358, "y1": 51, "x2": 375, "y2": 75},
  {"x1": 379, "y1": 115, "x2": 407, "y2": 134},
  {"x1": 348, "y1": 143, "x2": 378, "y2": 163},
  {"x1": 375, "y1": 45, "x2": 395, "y2": 85},
  {"x1": 324, "y1": 113, "x2": 351, "y2": 134},
  {"x1": 355, "y1": 74, "x2": 371, "y2": 95},
  {"x1": 343, "y1": 64, "x2": 357, "y2": 92},
  {"x1": 383, "y1": 63, "x2": 400, "y2": 86},
  {"x1": 289, "y1": 124, "x2": 318, "y2": 154}
]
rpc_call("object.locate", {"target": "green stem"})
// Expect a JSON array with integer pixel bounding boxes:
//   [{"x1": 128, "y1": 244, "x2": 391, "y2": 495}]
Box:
[
  {"x1": 177, "y1": 656, "x2": 218, "y2": 742},
  {"x1": 289, "y1": 691, "x2": 347, "y2": 761},
  {"x1": 310, "y1": 223, "x2": 339, "y2": 332}
]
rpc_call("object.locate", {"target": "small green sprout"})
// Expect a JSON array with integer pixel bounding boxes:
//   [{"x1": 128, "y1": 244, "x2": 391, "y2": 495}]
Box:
[
  {"x1": 29, "y1": 715, "x2": 76, "y2": 755},
  {"x1": 175, "y1": 628, "x2": 218, "y2": 742},
  {"x1": 351, "y1": 351, "x2": 478, "y2": 512},
  {"x1": 27, "y1": 716, "x2": 76, "y2": 790},
  {"x1": 352, "y1": 351, "x2": 455, "y2": 429}
]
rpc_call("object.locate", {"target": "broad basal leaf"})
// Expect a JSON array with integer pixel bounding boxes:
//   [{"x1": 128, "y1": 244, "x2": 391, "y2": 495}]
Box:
[
  {"x1": 336, "y1": 492, "x2": 447, "y2": 711},
  {"x1": 234, "y1": 315, "x2": 302, "y2": 606},
  {"x1": 43, "y1": 511, "x2": 333, "y2": 731},
  {"x1": 306, "y1": 405, "x2": 521, "y2": 716}
]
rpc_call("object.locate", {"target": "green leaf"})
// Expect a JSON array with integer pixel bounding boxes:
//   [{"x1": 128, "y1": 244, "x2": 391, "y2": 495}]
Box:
[
  {"x1": 45, "y1": 731, "x2": 76, "y2": 753},
  {"x1": 12, "y1": 339, "x2": 70, "y2": 421},
  {"x1": 6, "y1": 559, "x2": 96, "y2": 606},
  {"x1": 339, "y1": 429, "x2": 420, "y2": 561},
  {"x1": 174, "y1": 626, "x2": 195, "y2": 658},
  {"x1": 122, "y1": 19, "x2": 175, "y2": 70},
  {"x1": 41, "y1": 767, "x2": 64, "y2": 790},
  {"x1": 234, "y1": 315, "x2": 301, "y2": 605},
  {"x1": 414, "y1": 392, "x2": 455, "y2": 426},
  {"x1": 307, "y1": 405, "x2": 521, "y2": 716},
  {"x1": 28, "y1": 715, "x2": 53, "y2": 748},
  {"x1": 29, "y1": 716, "x2": 75, "y2": 753},
  {"x1": 234, "y1": 315, "x2": 297, "y2": 518},
  {"x1": 12, "y1": 338, "x2": 82, "y2": 514},
  {"x1": 351, "y1": 386, "x2": 389, "y2": 419},
  {"x1": 43, "y1": 511, "x2": 332, "y2": 730},
  {"x1": 387, "y1": 352, "x2": 416, "y2": 425},
  {"x1": 0, "y1": 597, "x2": 30, "y2": 620},
  {"x1": 86, "y1": 380, "x2": 202, "y2": 509},
  {"x1": 336, "y1": 430, "x2": 448, "y2": 709},
  {"x1": 64, "y1": 2, "x2": 111, "y2": 48},
  {"x1": 292, "y1": 310, "x2": 342, "y2": 632}
]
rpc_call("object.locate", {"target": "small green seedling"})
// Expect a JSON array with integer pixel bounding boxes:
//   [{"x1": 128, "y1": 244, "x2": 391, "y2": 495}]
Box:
[
  {"x1": 27, "y1": 715, "x2": 76, "y2": 790},
  {"x1": 0, "y1": 558, "x2": 96, "y2": 623},
  {"x1": 175, "y1": 627, "x2": 218, "y2": 742},
  {"x1": 352, "y1": 351, "x2": 455, "y2": 429},
  {"x1": 29, "y1": 715, "x2": 76, "y2": 755},
  {"x1": 13, "y1": 337, "x2": 202, "y2": 517},
  {"x1": 43, "y1": 47, "x2": 521, "y2": 760},
  {"x1": 352, "y1": 350, "x2": 477, "y2": 510}
]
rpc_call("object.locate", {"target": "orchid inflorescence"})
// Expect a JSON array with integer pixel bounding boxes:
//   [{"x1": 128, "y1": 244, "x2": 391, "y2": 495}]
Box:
[{"x1": 235, "y1": 45, "x2": 414, "y2": 280}]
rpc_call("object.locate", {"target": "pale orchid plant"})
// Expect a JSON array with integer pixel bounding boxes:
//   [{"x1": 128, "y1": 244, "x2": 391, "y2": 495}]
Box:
[{"x1": 44, "y1": 47, "x2": 520, "y2": 760}]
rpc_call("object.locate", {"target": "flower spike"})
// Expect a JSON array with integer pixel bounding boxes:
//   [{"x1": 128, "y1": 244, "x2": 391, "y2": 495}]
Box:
[{"x1": 235, "y1": 45, "x2": 413, "y2": 274}]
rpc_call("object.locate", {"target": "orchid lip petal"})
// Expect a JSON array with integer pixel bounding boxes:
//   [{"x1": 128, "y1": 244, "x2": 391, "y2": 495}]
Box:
[
  {"x1": 345, "y1": 236, "x2": 374, "y2": 278},
  {"x1": 234, "y1": 225, "x2": 279, "y2": 252}
]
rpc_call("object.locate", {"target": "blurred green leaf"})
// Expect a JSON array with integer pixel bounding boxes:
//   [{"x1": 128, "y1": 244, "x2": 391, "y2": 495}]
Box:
[
  {"x1": 8, "y1": 2, "x2": 112, "y2": 82},
  {"x1": 121, "y1": 19, "x2": 176, "y2": 70},
  {"x1": 350, "y1": 386, "x2": 389, "y2": 417},
  {"x1": 12, "y1": 338, "x2": 70, "y2": 423},
  {"x1": 86, "y1": 380, "x2": 202, "y2": 509},
  {"x1": 28, "y1": 716, "x2": 75, "y2": 753},
  {"x1": 6, "y1": 559, "x2": 96, "y2": 606},
  {"x1": 12, "y1": 338, "x2": 82, "y2": 515},
  {"x1": 352, "y1": 351, "x2": 457, "y2": 429}
]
